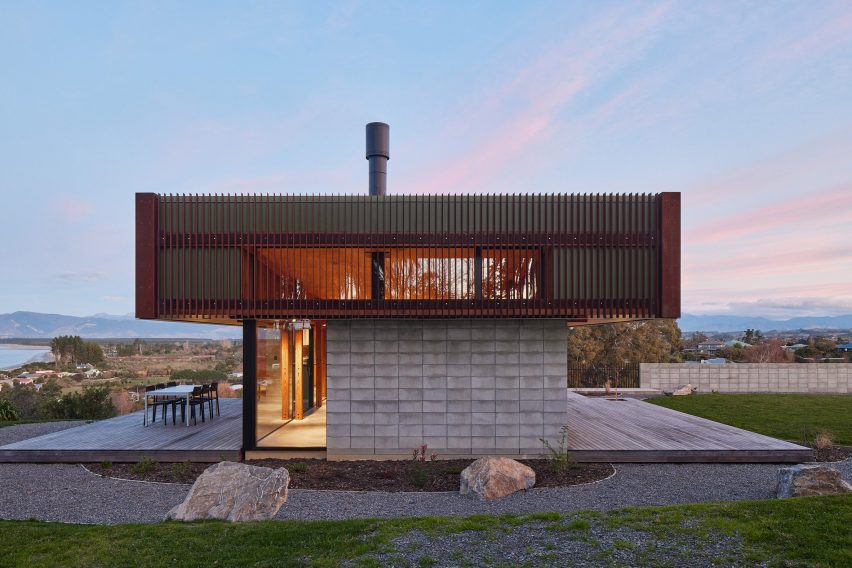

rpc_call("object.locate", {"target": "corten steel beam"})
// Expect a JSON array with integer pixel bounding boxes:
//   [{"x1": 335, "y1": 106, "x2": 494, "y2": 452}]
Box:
[
  {"x1": 135, "y1": 193, "x2": 159, "y2": 319},
  {"x1": 658, "y1": 191, "x2": 681, "y2": 319}
]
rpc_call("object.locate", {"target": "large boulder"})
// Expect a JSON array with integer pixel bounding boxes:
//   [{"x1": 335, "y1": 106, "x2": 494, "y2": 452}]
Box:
[
  {"x1": 776, "y1": 464, "x2": 852, "y2": 498},
  {"x1": 460, "y1": 457, "x2": 535, "y2": 501},
  {"x1": 672, "y1": 384, "x2": 695, "y2": 396},
  {"x1": 167, "y1": 461, "x2": 289, "y2": 522}
]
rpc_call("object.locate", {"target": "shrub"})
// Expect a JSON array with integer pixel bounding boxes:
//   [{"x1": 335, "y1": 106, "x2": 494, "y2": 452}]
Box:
[
  {"x1": 815, "y1": 431, "x2": 834, "y2": 450},
  {"x1": 0, "y1": 399, "x2": 20, "y2": 421},
  {"x1": 170, "y1": 461, "x2": 193, "y2": 481},
  {"x1": 289, "y1": 462, "x2": 308, "y2": 473},
  {"x1": 41, "y1": 386, "x2": 117, "y2": 420},
  {"x1": 541, "y1": 426, "x2": 574, "y2": 474},
  {"x1": 99, "y1": 460, "x2": 113, "y2": 470},
  {"x1": 170, "y1": 369, "x2": 227, "y2": 384},
  {"x1": 132, "y1": 457, "x2": 158, "y2": 475}
]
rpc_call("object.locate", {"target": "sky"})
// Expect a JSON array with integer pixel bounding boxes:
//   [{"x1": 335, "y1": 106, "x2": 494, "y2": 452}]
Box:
[{"x1": 1, "y1": 1, "x2": 851, "y2": 319}]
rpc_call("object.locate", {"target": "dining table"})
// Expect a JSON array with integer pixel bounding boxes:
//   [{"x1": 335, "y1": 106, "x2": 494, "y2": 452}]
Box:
[{"x1": 143, "y1": 385, "x2": 199, "y2": 427}]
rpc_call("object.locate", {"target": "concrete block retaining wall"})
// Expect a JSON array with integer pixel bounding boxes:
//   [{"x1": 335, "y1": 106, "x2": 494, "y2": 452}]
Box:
[
  {"x1": 325, "y1": 319, "x2": 568, "y2": 457},
  {"x1": 640, "y1": 363, "x2": 851, "y2": 394}
]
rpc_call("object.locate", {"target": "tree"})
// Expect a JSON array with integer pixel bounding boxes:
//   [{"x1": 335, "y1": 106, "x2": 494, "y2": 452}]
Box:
[
  {"x1": 740, "y1": 329, "x2": 763, "y2": 345},
  {"x1": 50, "y1": 336, "x2": 104, "y2": 368},
  {"x1": 743, "y1": 339, "x2": 790, "y2": 363},
  {"x1": 567, "y1": 319, "x2": 682, "y2": 386}
]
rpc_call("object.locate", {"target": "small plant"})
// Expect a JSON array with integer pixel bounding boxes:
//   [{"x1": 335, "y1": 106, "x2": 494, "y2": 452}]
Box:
[
  {"x1": 131, "y1": 456, "x2": 158, "y2": 475},
  {"x1": 814, "y1": 431, "x2": 834, "y2": 450},
  {"x1": 99, "y1": 460, "x2": 113, "y2": 470},
  {"x1": 603, "y1": 380, "x2": 611, "y2": 396},
  {"x1": 540, "y1": 425, "x2": 574, "y2": 474},
  {"x1": 407, "y1": 443, "x2": 437, "y2": 488},
  {"x1": 289, "y1": 462, "x2": 309, "y2": 473},
  {"x1": 170, "y1": 460, "x2": 192, "y2": 481},
  {"x1": 0, "y1": 399, "x2": 20, "y2": 422}
]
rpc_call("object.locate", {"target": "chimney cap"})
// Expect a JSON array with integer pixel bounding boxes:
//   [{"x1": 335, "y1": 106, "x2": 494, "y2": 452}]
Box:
[{"x1": 366, "y1": 122, "x2": 390, "y2": 160}]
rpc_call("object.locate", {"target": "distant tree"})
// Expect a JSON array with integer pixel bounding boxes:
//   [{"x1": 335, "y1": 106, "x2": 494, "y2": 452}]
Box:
[
  {"x1": 740, "y1": 329, "x2": 764, "y2": 345},
  {"x1": 170, "y1": 369, "x2": 228, "y2": 384},
  {"x1": 50, "y1": 336, "x2": 104, "y2": 367},
  {"x1": 42, "y1": 386, "x2": 116, "y2": 420},
  {"x1": 743, "y1": 339, "x2": 790, "y2": 363}
]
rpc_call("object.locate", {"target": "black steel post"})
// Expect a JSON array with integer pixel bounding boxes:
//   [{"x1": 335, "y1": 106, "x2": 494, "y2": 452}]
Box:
[{"x1": 242, "y1": 319, "x2": 257, "y2": 452}]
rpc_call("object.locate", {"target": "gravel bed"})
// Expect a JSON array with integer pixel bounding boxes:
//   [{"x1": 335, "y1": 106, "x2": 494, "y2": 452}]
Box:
[
  {"x1": 0, "y1": 459, "x2": 849, "y2": 525},
  {"x1": 1, "y1": 416, "x2": 850, "y2": 525},
  {"x1": 346, "y1": 519, "x2": 745, "y2": 567},
  {"x1": 0, "y1": 421, "x2": 85, "y2": 446}
]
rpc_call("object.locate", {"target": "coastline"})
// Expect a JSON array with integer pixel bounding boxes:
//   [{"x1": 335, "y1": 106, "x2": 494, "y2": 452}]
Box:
[{"x1": 0, "y1": 345, "x2": 53, "y2": 371}]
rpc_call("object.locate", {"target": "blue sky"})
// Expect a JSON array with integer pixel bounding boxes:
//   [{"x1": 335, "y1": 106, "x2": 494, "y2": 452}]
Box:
[{"x1": 1, "y1": 1, "x2": 851, "y2": 318}]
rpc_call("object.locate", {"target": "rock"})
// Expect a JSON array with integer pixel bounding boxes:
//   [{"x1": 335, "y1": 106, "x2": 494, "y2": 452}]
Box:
[
  {"x1": 672, "y1": 384, "x2": 695, "y2": 396},
  {"x1": 776, "y1": 464, "x2": 852, "y2": 498},
  {"x1": 460, "y1": 457, "x2": 535, "y2": 501},
  {"x1": 167, "y1": 461, "x2": 289, "y2": 522}
]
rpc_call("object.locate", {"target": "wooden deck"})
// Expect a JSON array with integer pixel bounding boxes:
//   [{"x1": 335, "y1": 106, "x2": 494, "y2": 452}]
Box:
[
  {"x1": 0, "y1": 393, "x2": 811, "y2": 463},
  {"x1": 0, "y1": 399, "x2": 242, "y2": 463},
  {"x1": 565, "y1": 392, "x2": 811, "y2": 462}
]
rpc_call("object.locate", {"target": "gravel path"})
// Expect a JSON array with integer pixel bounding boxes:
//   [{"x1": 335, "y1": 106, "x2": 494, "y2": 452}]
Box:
[{"x1": 1, "y1": 421, "x2": 850, "y2": 525}]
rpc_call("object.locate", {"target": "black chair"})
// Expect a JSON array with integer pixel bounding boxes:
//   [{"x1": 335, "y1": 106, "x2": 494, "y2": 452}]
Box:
[
  {"x1": 208, "y1": 382, "x2": 220, "y2": 416},
  {"x1": 179, "y1": 386, "x2": 207, "y2": 425},
  {"x1": 166, "y1": 381, "x2": 177, "y2": 388},
  {"x1": 144, "y1": 385, "x2": 173, "y2": 425}
]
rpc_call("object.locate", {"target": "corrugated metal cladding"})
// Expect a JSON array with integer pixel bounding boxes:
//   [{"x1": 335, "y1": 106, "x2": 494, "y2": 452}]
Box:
[{"x1": 136, "y1": 193, "x2": 680, "y2": 321}]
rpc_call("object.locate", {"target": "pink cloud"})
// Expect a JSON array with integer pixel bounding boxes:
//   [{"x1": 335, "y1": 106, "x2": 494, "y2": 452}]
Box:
[
  {"x1": 52, "y1": 198, "x2": 93, "y2": 223},
  {"x1": 405, "y1": 3, "x2": 674, "y2": 194},
  {"x1": 684, "y1": 184, "x2": 852, "y2": 245}
]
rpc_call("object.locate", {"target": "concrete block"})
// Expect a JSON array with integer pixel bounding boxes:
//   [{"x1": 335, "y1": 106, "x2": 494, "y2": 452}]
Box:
[
  {"x1": 374, "y1": 410, "x2": 399, "y2": 424},
  {"x1": 424, "y1": 423, "x2": 448, "y2": 437},
  {"x1": 327, "y1": 351, "x2": 351, "y2": 366},
  {"x1": 350, "y1": 376, "x2": 375, "y2": 389},
  {"x1": 519, "y1": 400, "x2": 543, "y2": 413},
  {"x1": 347, "y1": 401, "x2": 373, "y2": 416},
  {"x1": 470, "y1": 341, "x2": 497, "y2": 353},
  {"x1": 446, "y1": 364, "x2": 471, "y2": 377},
  {"x1": 375, "y1": 376, "x2": 399, "y2": 390},
  {"x1": 471, "y1": 388, "x2": 496, "y2": 401},
  {"x1": 399, "y1": 376, "x2": 423, "y2": 389},
  {"x1": 472, "y1": 400, "x2": 495, "y2": 413},
  {"x1": 327, "y1": 424, "x2": 351, "y2": 438},
  {"x1": 399, "y1": 400, "x2": 423, "y2": 413},
  {"x1": 472, "y1": 412, "x2": 495, "y2": 425},
  {"x1": 399, "y1": 424, "x2": 423, "y2": 438},
  {"x1": 495, "y1": 411, "x2": 520, "y2": 425},
  {"x1": 447, "y1": 412, "x2": 472, "y2": 426},
  {"x1": 351, "y1": 364, "x2": 375, "y2": 378},
  {"x1": 423, "y1": 400, "x2": 447, "y2": 413},
  {"x1": 350, "y1": 412, "x2": 375, "y2": 425},
  {"x1": 447, "y1": 400, "x2": 472, "y2": 413},
  {"x1": 495, "y1": 352, "x2": 520, "y2": 365},
  {"x1": 495, "y1": 400, "x2": 519, "y2": 413},
  {"x1": 327, "y1": 388, "x2": 351, "y2": 401},
  {"x1": 374, "y1": 352, "x2": 399, "y2": 365},
  {"x1": 350, "y1": 436, "x2": 375, "y2": 449},
  {"x1": 472, "y1": 424, "x2": 496, "y2": 437},
  {"x1": 471, "y1": 364, "x2": 497, "y2": 378},
  {"x1": 399, "y1": 354, "x2": 424, "y2": 367},
  {"x1": 374, "y1": 436, "x2": 399, "y2": 449},
  {"x1": 423, "y1": 352, "x2": 448, "y2": 365},
  {"x1": 399, "y1": 387, "x2": 423, "y2": 401},
  {"x1": 327, "y1": 376, "x2": 350, "y2": 390},
  {"x1": 350, "y1": 389, "x2": 375, "y2": 401},
  {"x1": 446, "y1": 387, "x2": 471, "y2": 401},
  {"x1": 447, "y1": 423, "x2": 472, "y2": 436},
  {"x1": 423, "y1": 364, "x2": 447, "y2": 378},
  {"x1": 495, "y1": 437, "x2": 520, "y2": 450},
  {"x1": 326, "y1": 437, "x2": 351, "y2": 449},
  {"x1": 520, "y1": 377, "x2": 543, "y2": 389}
]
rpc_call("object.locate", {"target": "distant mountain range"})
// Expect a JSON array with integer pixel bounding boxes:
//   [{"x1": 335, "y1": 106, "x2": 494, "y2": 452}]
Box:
[
  {"x1": 0, "y1": 311, "x2": 241, "y2": 340},
  {"x1": 1, "y1": 311, "x2": 850, "y2": 339},
  {"x1": 677, "y1": 314, "x2": 852, "y2": 333}
]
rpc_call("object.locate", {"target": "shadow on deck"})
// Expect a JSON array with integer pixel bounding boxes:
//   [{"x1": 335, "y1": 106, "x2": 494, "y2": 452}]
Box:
[{"x1": 0, "y1": 399, "x2": 242, "y2": 463}]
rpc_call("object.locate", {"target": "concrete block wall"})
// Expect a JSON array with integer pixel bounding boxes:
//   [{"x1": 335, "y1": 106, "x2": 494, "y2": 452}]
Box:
[
  {"x1": 640, "y1": 363, "x2": 851, "y2": 394},
  {"x1": 326, "y1": 319, "x2": 568, "y2": 458}
]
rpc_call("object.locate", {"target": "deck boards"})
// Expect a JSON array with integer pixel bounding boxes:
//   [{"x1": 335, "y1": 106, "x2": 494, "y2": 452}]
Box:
[
  {"x1": 0, "y1": 399, "x2": 242, "y2": 463},
  {"x1": 565, "y1": 391, "x2": 811, "y2": 462},
  {"x1": 0, "y1": 394, "x2": 812, "y2": 463}
]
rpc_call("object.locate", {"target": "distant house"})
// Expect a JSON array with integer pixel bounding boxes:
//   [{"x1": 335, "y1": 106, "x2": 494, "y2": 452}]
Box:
[
  {"x1": 835, "y1": 343, "x2": 852, "y2": 353},
  {"x1": 84, "y1": 368, "x2": 102, "y2": 379},
  {"x1": 685, "y1": 357, "x2": 730, "y2": 365},
  {"x1": 725, "y1": 340, "x2": 751, "y2": 348},
  {"x1": 697, "y1": 340, "x2": 726, "y2": 353},
  {"x1": 784, "y1": 343, "x2": 807, "y2": 351}
]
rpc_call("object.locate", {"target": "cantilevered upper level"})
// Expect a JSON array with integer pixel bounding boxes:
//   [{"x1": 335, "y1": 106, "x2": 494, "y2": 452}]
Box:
[{"x1": 136, "y1": 192, "x2": 680, "y2": 323}]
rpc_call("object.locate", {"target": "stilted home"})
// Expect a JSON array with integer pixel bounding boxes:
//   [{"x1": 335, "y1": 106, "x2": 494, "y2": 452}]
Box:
[{"x1": 135, "y1": 122, "x2": 681, "y2": 458}]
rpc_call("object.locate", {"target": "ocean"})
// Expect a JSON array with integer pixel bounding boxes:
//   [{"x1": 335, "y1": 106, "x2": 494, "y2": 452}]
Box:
[{"x1": 0, "y1": 345, "x2": 51, "y2": 370}]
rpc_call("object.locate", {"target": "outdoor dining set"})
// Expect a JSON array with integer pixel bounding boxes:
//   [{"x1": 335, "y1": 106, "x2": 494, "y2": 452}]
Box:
[{"x1": 142, "y1": 382, "x2": 221, "y2": 427}]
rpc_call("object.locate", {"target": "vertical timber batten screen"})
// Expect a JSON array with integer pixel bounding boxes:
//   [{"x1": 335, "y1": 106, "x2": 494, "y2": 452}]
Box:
[{"x1": 135, "y1": 193, "x2": 679, "y2": 321}]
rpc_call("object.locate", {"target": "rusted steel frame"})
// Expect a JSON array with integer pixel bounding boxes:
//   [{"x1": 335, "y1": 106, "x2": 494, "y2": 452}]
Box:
[
  {"x1": 658, "y1": 192, "x2": 681, "y2": 318},
  {"x1": 135, "y1": 193, "x2": 159, "y2": 318}
]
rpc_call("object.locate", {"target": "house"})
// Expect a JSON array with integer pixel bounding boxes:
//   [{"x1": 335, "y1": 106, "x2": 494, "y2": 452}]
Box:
[
  {"x1": 135, "y1": 122, "x2": 681, "y2": 458},
  {"x1": 696, "y1": 340, "x2": 726, "y2": 353},
  {"x1": 725, "y1": 340, "x2": 751, "y2": 349},
  {"x1": 784, "y1": 343, "x2": 807, "y2": 352},
  {"x1": 835, "y1": 343, "x2": 852, "y2": 353}
]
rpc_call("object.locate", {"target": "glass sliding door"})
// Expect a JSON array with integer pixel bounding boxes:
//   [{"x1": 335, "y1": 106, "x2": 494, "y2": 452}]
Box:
[{"x1": 256, "y1": 321, "x2": 326, "y2": 448}]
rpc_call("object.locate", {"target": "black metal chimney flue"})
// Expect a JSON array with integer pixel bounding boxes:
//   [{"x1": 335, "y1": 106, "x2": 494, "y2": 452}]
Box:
[{"x1": 366, "y1": 122, "x2": 389, "y2": 196}]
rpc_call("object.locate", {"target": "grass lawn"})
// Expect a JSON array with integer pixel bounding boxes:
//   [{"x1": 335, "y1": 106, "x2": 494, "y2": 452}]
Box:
[
  {"x1": 646, "y1": 393, "x2": 852, "y2": 445},
  {"x1": 0, "y1": 496, "x2": 849, "y2": 567}
]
